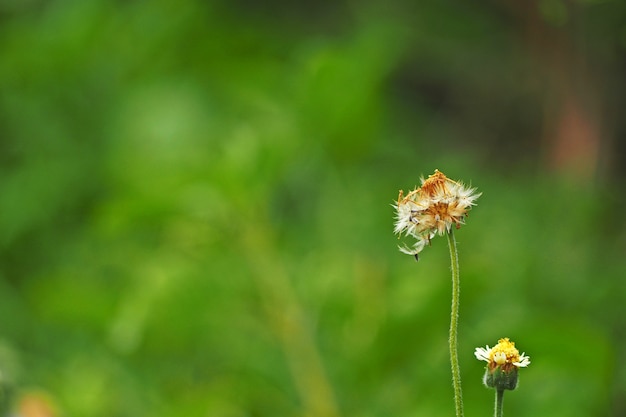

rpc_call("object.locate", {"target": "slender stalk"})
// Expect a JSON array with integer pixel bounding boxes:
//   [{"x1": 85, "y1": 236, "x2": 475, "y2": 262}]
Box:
[
  {"x1": 495, "y1": 389, "x2": 504, "y2": 417},
  {"x1": 446, "y1": 229, "x2": 464, "y2": 417},
  {"x1": 242, "y1": 218, "x2": 341, "y2": 417}
]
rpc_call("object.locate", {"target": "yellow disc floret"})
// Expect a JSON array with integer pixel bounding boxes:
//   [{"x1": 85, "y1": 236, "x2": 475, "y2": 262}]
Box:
[{"x1": 488, "y1": 338, "x2": 522, "y2": 372}]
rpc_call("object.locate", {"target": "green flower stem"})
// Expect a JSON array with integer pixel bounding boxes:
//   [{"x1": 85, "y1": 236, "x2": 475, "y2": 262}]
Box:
[
  {"x1": 446, "y1": 230, "x2": 464, "y2": 417},
  {"x1": 242, "y1": 219, "x2": 341, "y2": 417},
  {"x1": 495, "y1": 389, "x2": 504, "y2": 417}
]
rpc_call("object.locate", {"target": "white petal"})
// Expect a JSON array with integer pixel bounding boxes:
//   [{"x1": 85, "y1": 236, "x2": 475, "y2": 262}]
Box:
[
  {"x1": 398, "y1": 245, "x2": 417, "y2": 255},
  {"x1": 474, "y1": 346, "x2": 491, "y2": 362},
  {"x1": 398, "y1": 237, "x2": 428, "y2": 256},
  {"x1": 514, "y1": 353, "x2": 531, "y2": 367}
]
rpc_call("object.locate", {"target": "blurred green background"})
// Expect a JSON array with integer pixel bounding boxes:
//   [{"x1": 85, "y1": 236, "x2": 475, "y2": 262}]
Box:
[{"x1": 1, "y1": 0, "x2": 625, "y2": 416}]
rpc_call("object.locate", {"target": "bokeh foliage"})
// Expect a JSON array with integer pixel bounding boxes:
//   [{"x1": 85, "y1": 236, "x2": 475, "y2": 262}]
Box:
[{"x1": 0, "y1": 0, "x2": 625, "y2": 416}]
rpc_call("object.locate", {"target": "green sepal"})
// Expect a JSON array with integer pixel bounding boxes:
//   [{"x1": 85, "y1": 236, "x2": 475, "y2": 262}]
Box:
[{"x1": 483, "y1": 366, "x2": 519, "y2": 391}]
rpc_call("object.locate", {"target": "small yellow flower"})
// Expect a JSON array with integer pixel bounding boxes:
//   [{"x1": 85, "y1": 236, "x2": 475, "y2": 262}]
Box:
[
  {"x1": 474, "y1": 337, "x2": 531, "y2": 372},
  {"x1": 394, "y1": 169, "x2": 480, "y2": 256},
  {"x1": 475, "y1": 338, "x2": 530, "y2": 390}
]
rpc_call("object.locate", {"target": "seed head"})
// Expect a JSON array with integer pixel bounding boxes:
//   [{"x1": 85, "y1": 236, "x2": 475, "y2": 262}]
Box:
[{"x1": 393, "y1": 169, "x2": 480, "y2": 257}]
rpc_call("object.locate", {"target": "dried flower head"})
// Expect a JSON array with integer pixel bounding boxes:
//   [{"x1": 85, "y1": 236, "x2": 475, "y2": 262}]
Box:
[
  {"x1": 475, "y1": 337, "x2": 530, "y2": 390},
  {"x1": 394, "y1": 169, "x2": 480, "y2": 257}
]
